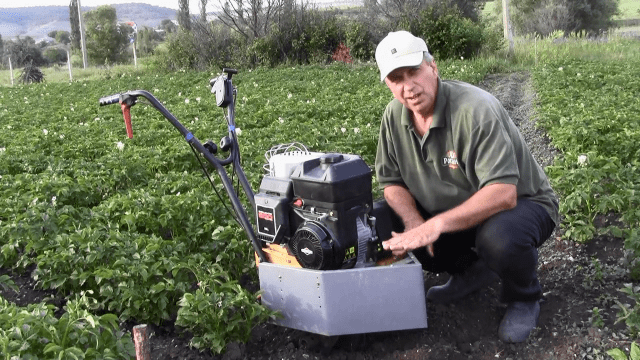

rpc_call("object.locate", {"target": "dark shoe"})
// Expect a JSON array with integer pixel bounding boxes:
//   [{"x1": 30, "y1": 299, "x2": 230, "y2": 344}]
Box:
[
  {"x1": 426, "y1": 260, "x2": 498, "y2": 304},
  {"x1": 498, "y1": 300, "x2": 540, "y2": 343}
]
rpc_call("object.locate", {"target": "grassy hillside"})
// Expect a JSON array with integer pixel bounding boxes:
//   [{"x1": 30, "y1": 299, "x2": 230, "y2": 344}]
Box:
[{"x1": 0, "y1": 4, "x2": 177, "y2": 40}]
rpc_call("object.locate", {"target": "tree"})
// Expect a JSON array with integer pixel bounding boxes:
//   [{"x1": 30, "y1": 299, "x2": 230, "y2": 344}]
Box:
[
  {"x1": 137, "y1": 27, "x2": 163, "y2": 56},
  {"x1": 46, "y1": 31, "x2": 71, "y2": 45},
  {"x1": 178, "y1": 0, "x2": 192, "y2": 30},
  {"x1": 566, "y1": 0, "x2": 618, "y2": 33},
  {"x1": 510, "y1": 0, "x2": 619, "y2": 36},
  {"x1": 57, "y1": 31, "x2": 72, "y2": 45},
  {"x1": 200, "y1": 0, "x2": 208, "y2": 21},
  {"x1": 365, "y1": 0, "x2": 484, "y2": 27},
  {"x1": 3, "y1": 37, "x2": 47, "y2": 67},
  {"x1": 69, "y1": 0, "x2": 82, "y2": 50},
  {"x1": 83, "y1": 5, "x2": 129, "y2": 64},
  {"x1": 44, "y1": 47, "x2": 68, "y2": 63},
  {"x1": 160, "y1": 19, "x2": 178, "y2": 33},
  {"x1": 217, "y1": 0, "x2": 285, "y2": 39}
]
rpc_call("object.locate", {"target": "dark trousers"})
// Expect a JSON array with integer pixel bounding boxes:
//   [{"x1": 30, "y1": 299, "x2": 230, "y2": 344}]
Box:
[{"x1": 376, "y1": 198, "x2": 556, "y2": 303}]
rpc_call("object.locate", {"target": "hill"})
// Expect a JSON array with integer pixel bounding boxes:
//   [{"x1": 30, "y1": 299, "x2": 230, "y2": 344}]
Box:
[{"x1": 0, "y1": 3, "x2": 177, "y2": 42}]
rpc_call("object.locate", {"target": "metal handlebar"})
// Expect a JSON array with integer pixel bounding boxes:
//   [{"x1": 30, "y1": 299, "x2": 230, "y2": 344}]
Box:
[
  {"x1": 98, "y1": 94, "x2": 120, "y2": 106},
  {"x1": 98, "y1": 81, "x2": 267, "y2": 262}
]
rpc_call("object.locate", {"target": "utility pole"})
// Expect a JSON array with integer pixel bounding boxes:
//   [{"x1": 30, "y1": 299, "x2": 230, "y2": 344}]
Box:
[
  {"x1": 502, "y1": 0, "x2": 514, "y2": 55},
  {"x1": 77, "y1": 0, "x2": 88, "y2": 68}
]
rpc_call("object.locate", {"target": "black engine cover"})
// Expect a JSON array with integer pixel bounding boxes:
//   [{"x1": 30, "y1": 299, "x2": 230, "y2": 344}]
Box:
[
  {"x1": 289, "y1": 222, "x2": 333, "y2": 269},
  {"x1": 255, "y1": 152, "x2": 383, "y2": 269}
]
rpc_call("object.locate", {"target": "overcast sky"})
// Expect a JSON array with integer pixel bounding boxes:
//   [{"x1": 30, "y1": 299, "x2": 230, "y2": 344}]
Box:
[{"x1": 0, "y1": 1, "x2": 209, "y2": 15}]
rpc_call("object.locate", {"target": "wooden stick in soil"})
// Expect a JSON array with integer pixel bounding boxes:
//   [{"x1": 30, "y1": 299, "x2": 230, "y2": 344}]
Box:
[{"x1": 133, "y1": 324, "x2": 151, "y2": 360}]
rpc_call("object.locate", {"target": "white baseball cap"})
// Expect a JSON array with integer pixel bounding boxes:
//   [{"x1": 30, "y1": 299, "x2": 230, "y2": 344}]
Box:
[{"x1": 375, "y1": 31, "x2": 429, "y2": 82}]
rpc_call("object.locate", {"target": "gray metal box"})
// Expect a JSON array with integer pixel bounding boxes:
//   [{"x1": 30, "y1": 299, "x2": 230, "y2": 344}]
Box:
[{"x1": 258, "y1": 253, "x2": 428, "y2": 336}]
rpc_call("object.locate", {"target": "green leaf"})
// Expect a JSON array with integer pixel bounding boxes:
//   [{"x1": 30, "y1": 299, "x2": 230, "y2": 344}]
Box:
[
  {"x1": 151, "y1": 282, "x2": 166, "y2": 293},
  {"x1": 608, "y1": 348, "x2": 629, "y2": 360},
  {"x1": 65, "y1": 346, "x2": 85, "y2": 359},
  {"x1": 100, "y1": 313, "x2": 119, "y2": 329},
  {"x1": 631, "y1": 342, "x2": 640, "y2": 360},
  {"x1": 86, "y1": 315, "x2": 97, "y2": 328},
  {"x1": 44, "y1": 343, "x2": 64, "y2": 354}
]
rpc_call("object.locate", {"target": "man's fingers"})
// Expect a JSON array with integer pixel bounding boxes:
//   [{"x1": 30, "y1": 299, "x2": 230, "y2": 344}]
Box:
[
  {"x1": 382, "y1": 239, "x2": 404, "y2": 251},
  {"x1": 382, "y1": 231, "x2": 403, "y2": 250}
]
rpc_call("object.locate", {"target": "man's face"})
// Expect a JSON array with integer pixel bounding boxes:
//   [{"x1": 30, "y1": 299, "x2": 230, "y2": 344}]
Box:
[{"x1": 384, "y1": 60, "x2": 439, "y2": 117}]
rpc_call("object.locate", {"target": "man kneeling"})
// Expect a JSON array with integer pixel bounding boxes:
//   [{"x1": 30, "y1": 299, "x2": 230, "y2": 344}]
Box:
[{"x1": 374, "y1": 31, "x2": 559, "y2": 343}]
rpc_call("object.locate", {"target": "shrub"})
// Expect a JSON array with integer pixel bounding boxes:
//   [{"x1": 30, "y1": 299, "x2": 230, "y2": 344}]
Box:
[
  {"x1": 163, "y1": 30, "x2": 198, "y2": 70},
  {"x1": 44, "y1": 47, "x2": 68, "y2": 63},
  {"x1": 247, "y1": 33, "x2": 280, "y2": 67},
  {"x1": 332, "y1": 43, "x2": 353, "y2": 64},
  {"x1": 344, "y1": 20, "x2": 375, "y2": 61},
  {"x1": 163, "y1": 21, "x2": 246, "y2": 71},
  {"x1": 18, "y1": 61, "x2": 45, "y2": 84},
  {"x1": 510, "y1": 0, "x2": 619, "y2": 36},
  {"x1": 401, "y1": 6, "x2": 487, "y2": 60},
  {"x1": 302, "y1": 12, "x2": 344, "y2": 64}
]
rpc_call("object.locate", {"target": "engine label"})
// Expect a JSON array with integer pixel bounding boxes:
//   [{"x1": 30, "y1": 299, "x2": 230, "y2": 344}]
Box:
[
  {"x1": 258, "y1": 210, "x2": 273, "y2": 221},
  {"x1": 256, "y1": 206, "x2": 276, "y2": 236},
  {"x1": 344, "y1": 246, "x2": 356, "y2": 260}
]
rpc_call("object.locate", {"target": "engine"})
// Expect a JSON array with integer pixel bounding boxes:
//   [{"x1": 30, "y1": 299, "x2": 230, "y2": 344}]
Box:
[{"x1": 254, "y1": 146, "x2": 385, "y2": 270}]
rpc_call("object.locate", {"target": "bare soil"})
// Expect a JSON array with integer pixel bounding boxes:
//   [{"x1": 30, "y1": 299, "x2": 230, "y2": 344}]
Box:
[{"x1": 1, "y1": 72, "x2": 636, "y2": 360}]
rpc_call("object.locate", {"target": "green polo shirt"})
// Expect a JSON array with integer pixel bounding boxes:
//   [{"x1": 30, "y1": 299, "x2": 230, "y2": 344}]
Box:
[{"x1": 375, "y1": 78, "x2": 559, "y2": 224}]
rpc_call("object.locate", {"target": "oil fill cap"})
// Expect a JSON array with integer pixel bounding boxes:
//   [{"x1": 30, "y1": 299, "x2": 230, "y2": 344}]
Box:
[{"x1": 320, "y1": 153, "x2": 343, "y2": 164}]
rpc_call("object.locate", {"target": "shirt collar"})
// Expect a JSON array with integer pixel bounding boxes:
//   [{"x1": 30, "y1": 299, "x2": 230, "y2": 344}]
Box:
[{"x1": 400, "y1": 77, "x2": 446, "y2": 130}]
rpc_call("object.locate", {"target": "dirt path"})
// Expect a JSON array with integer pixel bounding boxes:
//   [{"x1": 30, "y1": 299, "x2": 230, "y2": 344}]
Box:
[{"x1": 1, "y1": 72, "x2": 635, "y2": 360}]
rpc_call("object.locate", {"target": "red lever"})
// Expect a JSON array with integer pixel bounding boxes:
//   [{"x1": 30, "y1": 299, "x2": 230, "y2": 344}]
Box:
[{"x1": 121, "y1": 103, "x2": 133, "y2": 139}]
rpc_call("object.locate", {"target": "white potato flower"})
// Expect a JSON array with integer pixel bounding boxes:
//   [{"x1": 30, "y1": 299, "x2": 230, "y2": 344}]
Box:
[{"x1": 577, "y1": 154, "x2": 588, "y2": 166}]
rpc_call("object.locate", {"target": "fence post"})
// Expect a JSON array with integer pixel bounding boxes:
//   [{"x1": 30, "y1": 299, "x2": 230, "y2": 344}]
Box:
[
  {"x1": 67, "y1": 50, "x2": 73, "y2": 82},
  {"x1": 9, "y1": 57, "x2": 14, "y2": 86},
  {"x1": 133, "y1": 324, "x2": 151, "y2": 360}
]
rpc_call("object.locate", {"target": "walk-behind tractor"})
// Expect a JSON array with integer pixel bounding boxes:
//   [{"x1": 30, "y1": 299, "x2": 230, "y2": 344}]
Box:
[{"x1": 99, "y1": 68, "x2": 427, "y2": 338}]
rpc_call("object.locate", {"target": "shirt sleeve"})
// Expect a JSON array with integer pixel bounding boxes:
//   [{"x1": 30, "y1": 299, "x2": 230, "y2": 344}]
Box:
[
  {"x1": 375, "y1": 107, "x2": 405, "y2": 189},
  {"x1": 461, "y1": 103, "x2": 520, "y2": 189}
]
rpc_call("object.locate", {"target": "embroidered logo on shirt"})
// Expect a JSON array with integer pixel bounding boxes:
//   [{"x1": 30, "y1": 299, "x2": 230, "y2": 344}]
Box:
[{"x1": 442, "y1": 150, "x2": 459, "y2": 169}]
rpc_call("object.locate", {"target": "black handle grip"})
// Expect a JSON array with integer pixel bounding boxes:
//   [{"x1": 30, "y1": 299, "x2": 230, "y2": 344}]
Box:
[{"x1": 99, "y1": 94, "x2": 120, "y2": 106}]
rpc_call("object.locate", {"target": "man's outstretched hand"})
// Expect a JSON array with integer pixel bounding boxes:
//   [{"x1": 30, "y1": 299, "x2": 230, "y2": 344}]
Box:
[{"x1": 382, "y1": 218, "x2": 442, "y2": 257}]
